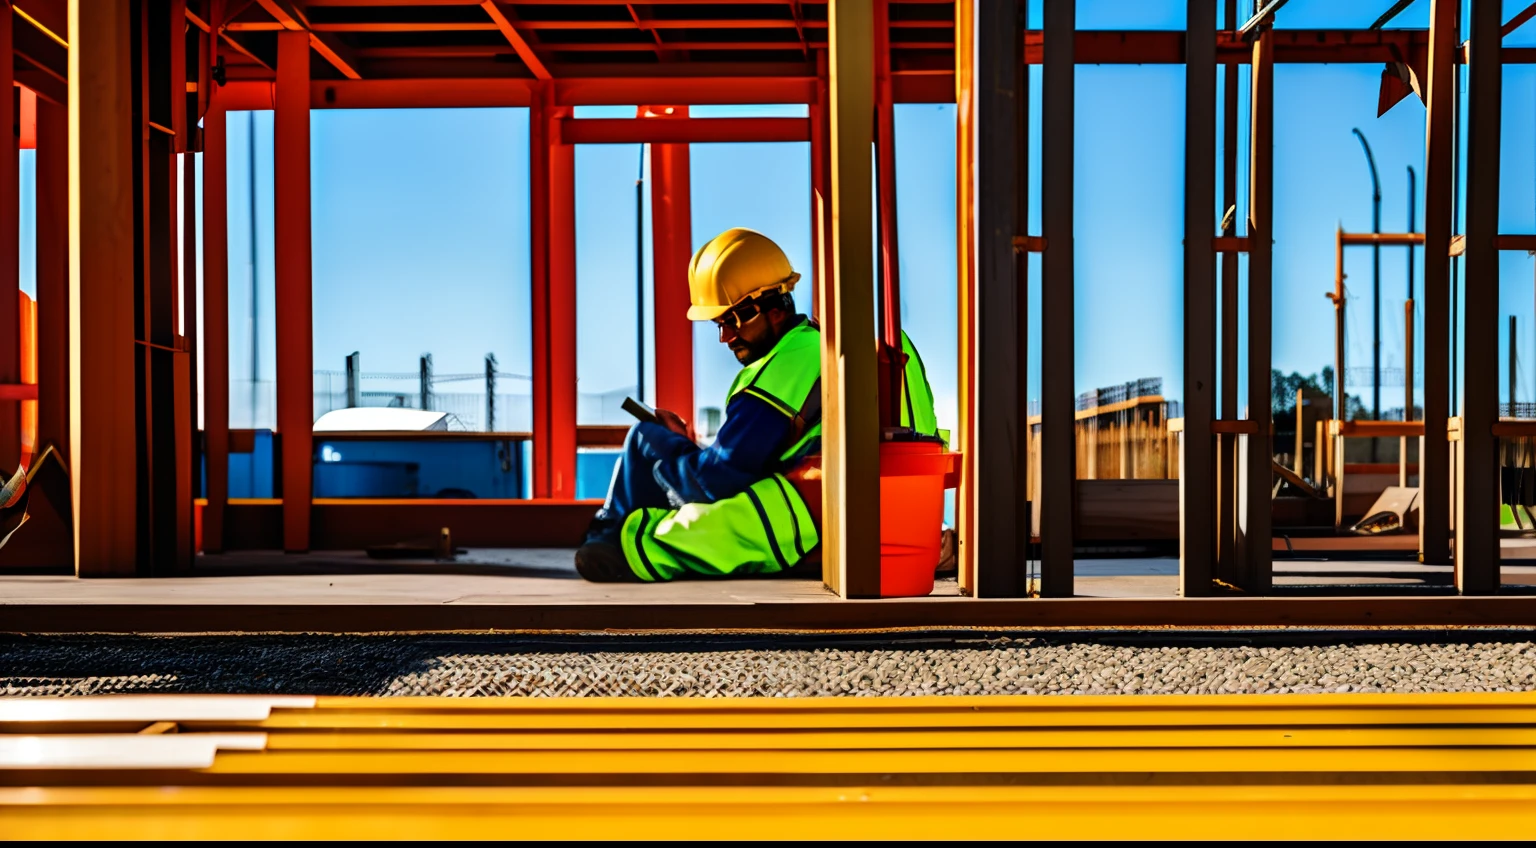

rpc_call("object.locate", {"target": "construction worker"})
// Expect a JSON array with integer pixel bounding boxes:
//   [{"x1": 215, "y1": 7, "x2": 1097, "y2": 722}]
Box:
[{"x1": 575, "y1": 227, "x2": 940, "y2": 583}]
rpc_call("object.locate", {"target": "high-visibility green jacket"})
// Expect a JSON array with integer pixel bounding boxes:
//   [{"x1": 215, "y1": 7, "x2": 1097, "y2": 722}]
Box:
[{"x1": 619, "y1": 321, "x2": 939, "y2": 581}]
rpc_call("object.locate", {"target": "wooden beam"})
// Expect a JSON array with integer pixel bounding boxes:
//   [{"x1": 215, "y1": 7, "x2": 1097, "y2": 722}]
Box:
[
  {"x1": 274, "y1": 31, "x2": 313, "y2": 552},
  {"x1": 954, "y1": 0, "x2": 976, "y2": 594},
  {"x1": 966, "y1": 0, "x2": 1025, "y2": 598},
  {"x1": 0, "y1": 5, "x2": 17, "y2": 473},
  {"x1": 1458, "y1": 0, "x2": 1501, "y2": 594},
  {"x1": 1180, "y1": 0, "x2": 1216, "y2": 598},
  {"x1": 1243, "y1": 23, "x2": 1275, "y2": 594},
  {"x1": 1420, "y1": 0, "x2": 1455, "y2": 567},
  {"x1": 824, "y1": 0, "x2": 880, "y2": 598},
  {"x1": 875, "y1": 0, "x2": 902, "y2": 430},
  {"x1": 482, "y1": 1, "x2": 551, "y2": 80},
  {"x1": 34, "y1": 96, "x2": 66, "y2": 466},
  {"x1": 1039, "y1": 0, "x2": 1075, "y2": 598},
  {"x1": 69, "y1": 0, "x2": 140, "y2": 575}
]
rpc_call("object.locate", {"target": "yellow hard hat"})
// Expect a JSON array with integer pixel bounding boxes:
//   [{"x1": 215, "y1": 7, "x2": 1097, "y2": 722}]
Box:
[{"x1": 686, "y1": 228, "x2": 800, "y2": 321}]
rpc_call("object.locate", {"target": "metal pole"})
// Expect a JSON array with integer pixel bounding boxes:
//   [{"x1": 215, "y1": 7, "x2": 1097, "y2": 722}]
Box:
[
  {"x1": 1352, "y1": 128, "x2": 1382, "y2": 440},
  {"x1": 485, "y1": 353, "x2": 497, "y2": 432},
  {"x1": 345, "y1": 351, "x2": 359, "y2": 409},
  {"x1": 419, "y1": 353, "x2": 432, "y2": 412},
  {"x1": 248, "y1": 111, "x2": 259, "y2": 431},
  {"x1": 636, "y1": 145, "x2": 646, "y2": 403}
]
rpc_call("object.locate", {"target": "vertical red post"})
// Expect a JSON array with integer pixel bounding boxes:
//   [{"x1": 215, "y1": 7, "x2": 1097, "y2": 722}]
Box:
[
  {"x1": 874, "y1": 0, "x2": 903, "y2": 427},
  {"x1": 531, "y1": 86, "x2": 577, "y2": 499},
  {"x1": 649, "y1": 108, "x2": 695, "y2": 427},
  {"x1": 35, "y1": 96, "x2": 67, "y2": 461},
  {"x1": 0, "y1": 8, "x2": 18, "y2": 473},
  {"x1": 203, "y1": 103, "x2": 229, "y2": 552},
  {"x1": 274, "y1": 32, "x2": 313, "y2": 550}
]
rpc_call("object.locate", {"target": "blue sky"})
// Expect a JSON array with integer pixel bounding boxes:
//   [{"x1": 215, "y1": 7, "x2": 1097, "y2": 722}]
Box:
[{"x1": 23, "y1": 0, "x2": 1536, "y2": 436}]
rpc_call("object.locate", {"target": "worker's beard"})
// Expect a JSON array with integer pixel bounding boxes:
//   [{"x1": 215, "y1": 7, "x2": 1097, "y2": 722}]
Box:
[{"x1": 731, "y1": 327, "x2": 781, "y2": 365}]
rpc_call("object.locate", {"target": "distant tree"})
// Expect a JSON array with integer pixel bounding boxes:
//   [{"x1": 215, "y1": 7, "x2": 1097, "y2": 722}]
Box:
[{"x1": 1271, "y1": 367, "x2": 1363, "y2": 421}]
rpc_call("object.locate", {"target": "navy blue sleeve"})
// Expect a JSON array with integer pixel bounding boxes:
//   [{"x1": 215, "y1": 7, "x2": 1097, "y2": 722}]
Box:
[{"x1": 652, "y1": 394, "x2": 794, "y2": 504}]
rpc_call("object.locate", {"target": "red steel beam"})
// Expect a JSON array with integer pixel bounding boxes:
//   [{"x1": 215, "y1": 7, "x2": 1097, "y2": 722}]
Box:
[
  {"x1": 648, "y1": 112, "x2": 695, "y2": 434},
  {"x1": 1504, "y1": 1, "x2": 1536, "y2": 37},
  {"x1": 202, "y1": 103, "x2": 231, "y2": 554},
  {"x1": 274, "y1": 31, "x2": 314, "y2": 552},
  {"x1": 1244, "y1": 21, "x2": 1275, "y2": 594},
  {"x1": 481, "y1": 1, "x2": 552, "y2": 80},
  {"x1": 874, "y1": 0, "x2": 902, "y2": 428},
  {"x1": 530, "y1": 88, "x2": 578, "y2": 499},
  {"x1": 562, "y1": 116, "x2": 808, "y2": 144}
]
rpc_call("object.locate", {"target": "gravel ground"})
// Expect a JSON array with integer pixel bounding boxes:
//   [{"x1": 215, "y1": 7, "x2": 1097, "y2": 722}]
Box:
[{"x1": 3, "y1": 633, "x2": 1535, "y2": 698}]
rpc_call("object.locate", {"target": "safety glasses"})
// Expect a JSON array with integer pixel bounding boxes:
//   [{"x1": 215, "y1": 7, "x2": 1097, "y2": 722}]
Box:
[{"x1": 713, "y1": 298, "x2": 764, "y2": 333}]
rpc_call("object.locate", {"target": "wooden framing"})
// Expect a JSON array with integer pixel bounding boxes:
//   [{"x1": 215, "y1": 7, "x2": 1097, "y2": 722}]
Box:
[
  {"x1": 1179, "y1": 0, "x2": 1216, "y2": 598},
  {"x1": 34, "y1": 96, "x2": 67, "y2": 464},
  {"x1": 962, "y1": 0, "x2": 1025, "y2": 598},
  {"x1": 1038, "y1": 0, "x2": 1074, "y2": 598},
  {"x1": 823, "y1": 0, "x2": 879, "y2": 598},
  {"x1": 0, "y1": 6, "x2": 17, "y2": 473},
  {"x1": 1457, "y1": 0, "x2": 1501, "y2": 594},
  {"x1": 70, "y1": 0, "x2": 140, "y2": 575},
  {"x1": 1240, "y1": 20, "x2": 1275, "y2": 594},
  {"x1": 274, "y1": 31, "x2": 314, "y2": 552}
]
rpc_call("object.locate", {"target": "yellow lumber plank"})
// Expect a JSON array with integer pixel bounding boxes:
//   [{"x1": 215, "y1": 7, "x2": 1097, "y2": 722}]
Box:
[
  {"x1": 236, "y1": 705, "x2": 1536, "y2": 731},
  {"x1": 199, "y1": 746, "x2": 1536, "y2": 775},
  {"x1": 311, "y1": 692, "x2": 1536, "y2": 710},
  {"x1": 256, "y1": 726, "x2": 1536, "y2": 751},
  {"x1": 4, "y1": 785, "x2": 1536, "y2": 840}
]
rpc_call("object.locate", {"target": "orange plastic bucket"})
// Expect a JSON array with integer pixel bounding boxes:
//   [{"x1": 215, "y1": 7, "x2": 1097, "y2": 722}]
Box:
[{"x1": 878, "y1": 441, "x2": 955, "y2": 597}]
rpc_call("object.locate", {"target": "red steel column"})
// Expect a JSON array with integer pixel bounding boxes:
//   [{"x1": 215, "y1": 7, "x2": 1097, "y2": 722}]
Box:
[
  {"x1": 274, "y1": 31, "x2": 313, "y2": 551},
  {"x1": 0, "y1": 7, "x2": 18, "y2": 472},
  {"x1": 649, "y1": 111, "x2": 695, "y2": 426},
  {"x1": 35, "y1": 96, "x2": 67, "y2": 462},
  {"x1": 202, "y1": 103, "x2": 230, "y2": 552},
  {"x1": 1244, "y1": 21, "x2": 1275, "y2": 593},
  {"x1": 531, "y1": 86, "x2": 576, "y2": 499},
  {"x1": 874, "y1": 0, "x2": 903, "y2": 428}
]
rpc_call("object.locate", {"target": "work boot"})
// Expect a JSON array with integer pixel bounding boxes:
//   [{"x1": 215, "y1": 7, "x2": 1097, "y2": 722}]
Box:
[{"x1": 575, "y1": 542, "x2": 640, "y2": 583}]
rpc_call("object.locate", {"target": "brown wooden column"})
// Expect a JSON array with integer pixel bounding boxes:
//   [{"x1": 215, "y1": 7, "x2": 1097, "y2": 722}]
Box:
[
  {"x1": 1039, "y1": 0, "x2": 1075, "y2": 598},
  {"x1": 1242, "y1": 21, "x2": 1275, "y2": 593},
  {"x1": 810, "y1": 52, "x2": 831, "y2": 326},
  {"x1": 274, "y1": 31, "x2": 313, "y2": 552},
  {"x1": 954, "y1": 0, "x2": 975, "y2": 592},
  {"x1": 0, "y1": 7, "x2": 17, "y2": 473},
  {"x1": 967, "y1": 0, "x2": 1026, "y2": 598},
  {"x1": 1180, "y1": 0, "x2": 1217, "y2": 597},
  {"x1": 824, "y1": 0, "x2": 880, "y2": 597},
  {"x1": 1457, "y1": 0, "x2": 1502, "y2": 593},
  {"x1": 35, "y1": 96, "x2": 68, "y2": 460},
  {"x1": 70, "y1": 0, "x2": 140, "y2": 574},
  {"x1": 202, "y1": 103, "x2": 230, "y2": 553},
  {"x1": 1420, "y1": 0, "x2": 1455, "y2": 566},
  {"x1": 1216, "y1": 0, "x2": 1242, "y2": 587}
]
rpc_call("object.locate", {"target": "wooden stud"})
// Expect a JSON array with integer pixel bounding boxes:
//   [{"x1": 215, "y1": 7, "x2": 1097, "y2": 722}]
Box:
[
  {"x1": 954, "y1": 0, "x2": 977, "y2": 593},
  {"x1": 70, "y1": 0, "x2": 141, "y2": 575},
  {"x1": 1180, "y1": 0, "x2": 1217, "y2": 597},
  {"x1": 1039, "y1": 0, "x2": 1075, "y2": 598},
  {"x1": 0, "y1": 6, "x2": 17, "y2": 473},
  {"x1": 1457, "y1": 0, "x2": 1501, "y2": 594},
  {"x1": 967, "y1": 0, "x2": 1026, "y2": 598},
  {"x1": 35, "y1": 96, "x2": 67, "y2": 464},
  {"x1": 1419, "y1": 0, "x2": 1454, "y2": 567},
  {"x1": 824, "y1": 0, "x2": 880, "y2": 598},
  {"x1": 274, "y1": 31, "x2": 313, "y2": 552},
  {"x1": 1243, "y1": 21, "x2": 1274, "y2": 593}
]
